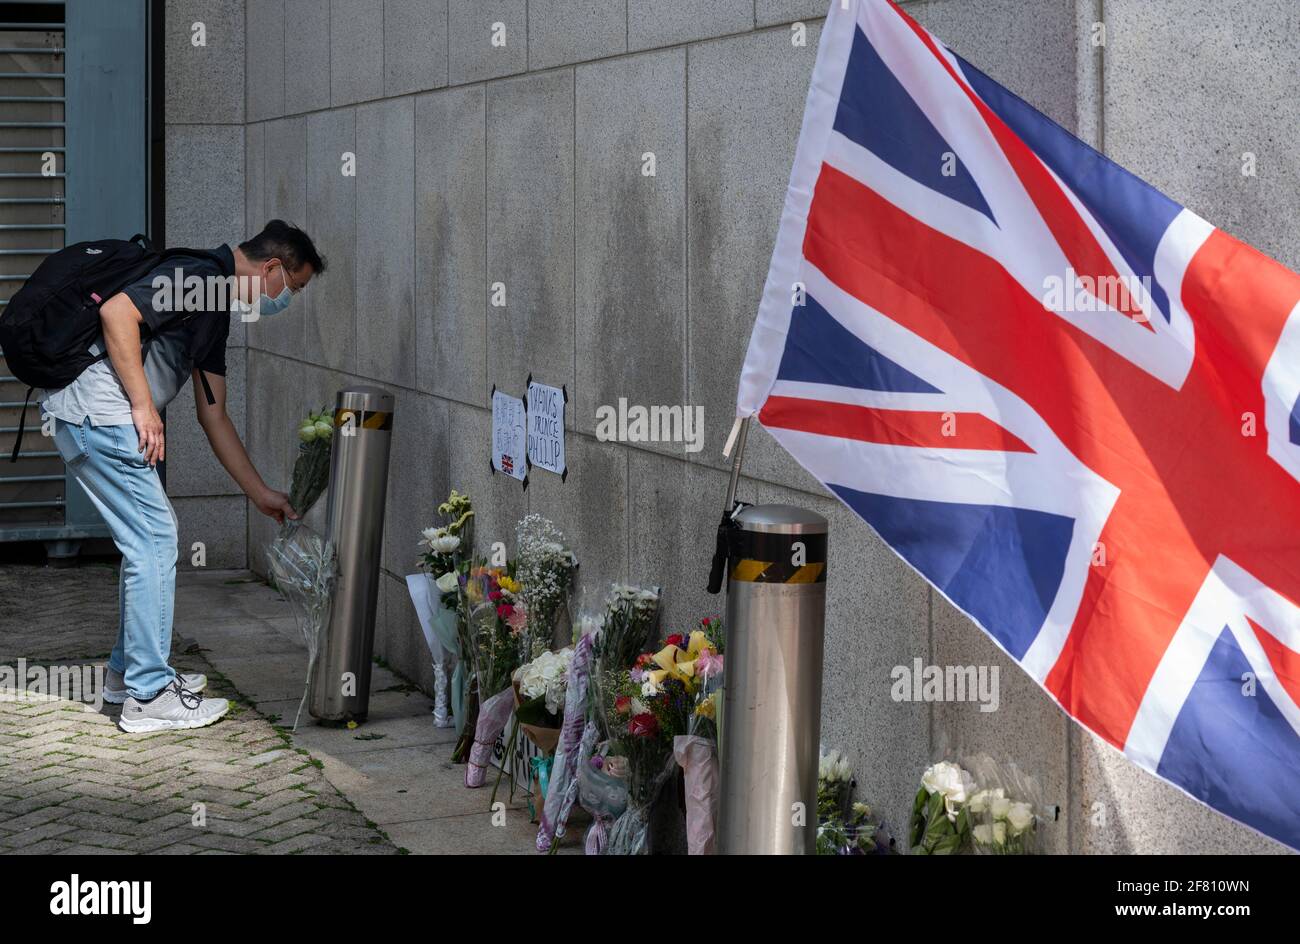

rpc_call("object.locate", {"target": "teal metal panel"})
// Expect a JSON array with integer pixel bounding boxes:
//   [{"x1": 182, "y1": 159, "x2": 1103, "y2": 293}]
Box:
[
  {"x1": 65, "y1": 0, "x2": 147, "y2": 244},
  {"x1": 60, "y1": 0, "x2": 150, "y2": 540}
]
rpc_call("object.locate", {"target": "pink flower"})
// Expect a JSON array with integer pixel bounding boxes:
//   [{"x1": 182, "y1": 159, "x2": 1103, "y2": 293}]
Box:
[
  {"x1": 697, "y1": 649, "x2": 724, "y2": 680},
  {"x1": 506, "y1": 607, "x2": 527, "y2": 634}
]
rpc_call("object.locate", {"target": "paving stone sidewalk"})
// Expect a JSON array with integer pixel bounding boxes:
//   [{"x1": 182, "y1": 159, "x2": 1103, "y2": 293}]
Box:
[{"x1": 0, "y1": 560, "x2": 398, "y2": 855}]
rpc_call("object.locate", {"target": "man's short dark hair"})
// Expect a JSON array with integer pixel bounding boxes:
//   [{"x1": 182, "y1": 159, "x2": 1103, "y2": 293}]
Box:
[{"x1": 239, "y1": 220, "x2": 327, "y2": 275}]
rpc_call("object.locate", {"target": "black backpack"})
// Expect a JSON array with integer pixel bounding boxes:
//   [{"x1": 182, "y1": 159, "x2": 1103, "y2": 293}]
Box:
[{"x1": 0, "y1": 234, "x2": 223, "y2": 460}]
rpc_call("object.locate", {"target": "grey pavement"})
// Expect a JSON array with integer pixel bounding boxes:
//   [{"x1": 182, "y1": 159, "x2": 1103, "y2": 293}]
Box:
[{"x1": 0, "y1": 562, "x2": 568, "y2": 854}]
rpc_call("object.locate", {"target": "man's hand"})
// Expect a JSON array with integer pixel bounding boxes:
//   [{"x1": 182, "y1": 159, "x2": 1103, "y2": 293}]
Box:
[
  {"x1": 132, "y1": 404, "x2": 165, "y2": 466},
  {"x1": 253, "y1": 487, "x2": 299, "y2": 524}
]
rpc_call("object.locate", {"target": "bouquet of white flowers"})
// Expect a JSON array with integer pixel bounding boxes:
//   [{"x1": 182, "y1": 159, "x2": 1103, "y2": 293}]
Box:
[
  {"x1": 965, "y1": 755, "x2": 1045, "y2": 854},
  {"x1": 267, "y1": 408, "x2": 338, "y2": 730},
  {"x1": 909, "y1": 760, "x2": 976, "y2": 854},
  {"x1": 412, "y1": 490, "x2": 475, "y2": 729}
]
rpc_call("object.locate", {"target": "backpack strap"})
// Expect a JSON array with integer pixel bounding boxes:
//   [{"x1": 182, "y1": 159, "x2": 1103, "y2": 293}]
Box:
[
  {"x1": 8, "y1": 386, "x2": 32, "y2": 463},
  {"x1": 197, "y1": 369, "x2": 216, "y2": 407}
]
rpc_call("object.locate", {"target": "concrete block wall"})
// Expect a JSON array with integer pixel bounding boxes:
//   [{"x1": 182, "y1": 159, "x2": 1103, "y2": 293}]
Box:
[
  {"x1": 160, "y1": 0, "x2": 1294, "y2": 852},
  {"x1": 163, "y1": 0, "x2": 249, "y2": 569}
]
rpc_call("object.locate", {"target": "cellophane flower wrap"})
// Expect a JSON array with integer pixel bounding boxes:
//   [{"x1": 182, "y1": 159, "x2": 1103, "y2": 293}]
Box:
[
  {"x1": 587, "y1": 584, "x2": 662, "y2": 742},
  {"x1": 574, "y1": 585, "x2": 661, "y2": 853},
  {"x1": 416, "y1": 490, "x2": 475, "y2": 729},
  {"x1": 513, "y1": 514, "x2": 577, "y2": 661},
  {"x1": 460, "y1": 561, "x2": 523, "y2": 784},
  {"x1": 671, "y1": 615, "x2": 725, "y2": 855},
  {"x1": 603, "y1": 622, "x2": 717, "y2": 855},
  {"x1": 537, "y1": 629, "x2": 596, "y2": 852},
  {"x1": 815, "y1": 748, "x2": 895, "y2": 855},
  {"x1": 965, "y1": 755, "x2": 1045, "y2": 855},
  {"x1": 267, "y1": 408, "x2": 337, "y2": 731}
]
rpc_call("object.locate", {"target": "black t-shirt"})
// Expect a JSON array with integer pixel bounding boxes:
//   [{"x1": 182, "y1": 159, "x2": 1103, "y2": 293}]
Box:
[{"x1": 120, "y1": 244, "x2": 235, "y2": 408}]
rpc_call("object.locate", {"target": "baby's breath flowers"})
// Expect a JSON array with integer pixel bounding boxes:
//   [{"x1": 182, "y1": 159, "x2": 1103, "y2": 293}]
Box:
[{"x1": 514, "y1": 515, "x2": 578, "y2": 659}]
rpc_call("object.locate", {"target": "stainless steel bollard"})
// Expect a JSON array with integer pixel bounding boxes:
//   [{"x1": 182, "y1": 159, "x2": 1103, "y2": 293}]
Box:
[
  {"x1": 308, "y1": 386, "x2": 395, "y2": 722},
  {"x1": 718, "y1": 504, "x2": 828, "y2": 854}
]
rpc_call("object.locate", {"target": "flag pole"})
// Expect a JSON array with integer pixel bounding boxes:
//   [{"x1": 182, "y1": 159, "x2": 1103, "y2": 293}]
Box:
[
  {"x1": 723, "y1": 416, "x2": 751, "y2": 513},
  {"x1": 707, "y1": 416, "x2": 751, "y2": 594}
]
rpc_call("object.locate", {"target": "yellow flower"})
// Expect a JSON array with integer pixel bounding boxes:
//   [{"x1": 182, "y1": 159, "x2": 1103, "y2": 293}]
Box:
[
  {"x1": 346, "y1": 720, "x2": 358, "y2": 730},
  {"x1": 498, "y1": 575, "x2": 521, "y2": 595},
  {"x1": 695, "y1": 695, "x2": 716, "y2": 720}
]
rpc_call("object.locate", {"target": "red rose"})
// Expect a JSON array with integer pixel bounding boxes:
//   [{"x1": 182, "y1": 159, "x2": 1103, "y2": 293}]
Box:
[
  {"x1": 628, "y1": 712, "x2": 659, "y2": 738},
  {"x1": 497, "y1": 603, "x2": 513, "y2": 620},
  {"x1": 635, "y1": 653, "x2": 654, "y2": 668},
  {"x1": 488, "y1": 590, "x2": 502, "y2": 602},
  {"x1": 664, "y1": 634, "x2": 684, "y2": 648},
  {"x1": 615, "y1": 695, "x2": 631, "y2": 714},
  {"x1": 700, "y1": 618, "x2": 710, "y2": 626}
]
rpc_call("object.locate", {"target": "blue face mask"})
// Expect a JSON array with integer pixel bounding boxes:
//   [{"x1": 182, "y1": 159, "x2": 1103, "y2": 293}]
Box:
[{"x1": 256, "y1": 283, "x2": 293, "y2": 317}]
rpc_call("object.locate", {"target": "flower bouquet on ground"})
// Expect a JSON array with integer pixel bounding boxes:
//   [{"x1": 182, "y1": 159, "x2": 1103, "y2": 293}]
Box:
[
  {"x1": 575, "y1": 583, "x2": 662, "y2": 853},
  {"x1": 588, "y1": 583, "x2": 662, "y2": 741},
  {"x1": 459, "y1": 562, "x2": 524, "y2": 784},
  {"x1": 483, "y1": 516, "x2": 578, "y2": 807},
  {"x1": 266, "y1": 408, "x2": 337, "y2": 730},
  {"x1": 505, "y1": 645, "x2": 574, "y2": 817},
  {"x1": 412, "y1": 489, "x2": 475, "y2": 729},
  {"x1": 578, "y1": 749, "x2": 628, "y2": 854},
  {"x1": 965, "y1": 755, "x2": 1045, "y2": 855},
  {"x1": 601, "y1": 628, "x2": 703, "y2": 855},
  {"x1": 666, "y1": 616, "x2": 724, "y2": 855},
  {"x1": 816, "y1": 748, "x2": 896, "y2": 855},
  {"x1": 909, "y1": 760, "x2": 976, "y2": 854},
  {"x1": 513, "y1": 514, "x2": 578, "y2": 655},
  {"x1": 537, "y1": 626, "x2": 598, "y2": 852}
]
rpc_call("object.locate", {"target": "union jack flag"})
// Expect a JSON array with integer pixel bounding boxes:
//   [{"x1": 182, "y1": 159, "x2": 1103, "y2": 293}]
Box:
[{"x1": 737, "y1": 0, "x2": 1300, "y2": 850}]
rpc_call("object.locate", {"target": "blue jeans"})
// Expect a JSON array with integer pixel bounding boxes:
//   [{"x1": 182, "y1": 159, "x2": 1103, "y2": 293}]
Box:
[{"x1": 53, "y1": 417, "x2": 178, "y2": 700}]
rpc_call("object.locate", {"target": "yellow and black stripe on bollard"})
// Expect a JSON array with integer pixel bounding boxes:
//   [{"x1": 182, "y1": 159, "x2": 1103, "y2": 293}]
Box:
[
  {"x1": 727, "y1": 529, "x2": 827, "y2": 584},
  {"x1": 333, "y1": 408, "x2": 393, "y2": 431}
]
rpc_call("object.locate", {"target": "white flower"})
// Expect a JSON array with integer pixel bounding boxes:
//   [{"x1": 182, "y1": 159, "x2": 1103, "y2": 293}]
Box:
[
  {"x1": 516, "y1": 647, "x2": 573, "y2": 715},
  {"x1": 434, "y1": 572, "x2": 459, "y2": 594},
  {"x1": 920, "y1": 761, "x2": 976, "y2": 822},
  {"x1": 420, "y1": 527, "x2": 441, "y2": 545},
  {"x1": 641, "y1": 678, "x2": 660, "y2": 698},
  {"x1": 818, "y1": 749, "x2": 852, "y2": 783},
  {"x1": 430, "y1": 534, "x2": 460, "y2": 554},
  {"x1": 630, "y1": 697, "x2": 648, "y2": 716},
  {"x1": 991, "y1": 796, "x2": 1012, "y2": 821},
  {"x1": 1007, "y1": 801, "x2": 1035, "y2": 835},
  {"x1": 636, "y1": 588, "x2": 658, "y2": 603},
  {"x1": 920, "y1": 761, "x2": 975, "y2": 802},
  {"x1": 993, "y1": 822, "x2": 1006, "y2": 844},
  {"x1": 968, "y1": 787, "x2": 1005, "y2": 815}
]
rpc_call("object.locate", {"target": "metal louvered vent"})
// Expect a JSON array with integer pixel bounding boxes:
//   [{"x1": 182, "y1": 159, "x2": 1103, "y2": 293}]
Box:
[{"x1": 0, "y1": 3, "x2": 65, "y2": 532}]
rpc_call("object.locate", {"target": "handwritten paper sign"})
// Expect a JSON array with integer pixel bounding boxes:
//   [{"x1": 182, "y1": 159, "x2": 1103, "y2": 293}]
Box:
[
  {"x1": 527, "y1": 380, "x2": 566, "y2": 477},
  {"x1": 491, "y1": 389, "x2": 527, "y2": 481}
]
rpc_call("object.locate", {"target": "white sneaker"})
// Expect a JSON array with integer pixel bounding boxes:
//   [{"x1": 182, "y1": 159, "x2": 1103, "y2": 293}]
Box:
[
  {"x1": 103, "y1": 666, "x2": 207, "y2": 705},
  {"x1": 118, "y1": 679, "x2": 229, "y2": 733}
]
